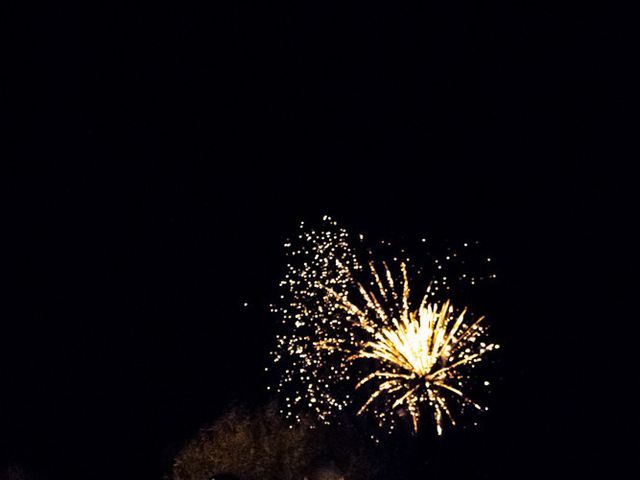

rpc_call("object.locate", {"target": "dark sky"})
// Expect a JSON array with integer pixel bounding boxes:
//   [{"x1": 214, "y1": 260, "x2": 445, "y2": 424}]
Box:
[{"x1": 2, "y1": 2, "x2": 636, "y2": 480}]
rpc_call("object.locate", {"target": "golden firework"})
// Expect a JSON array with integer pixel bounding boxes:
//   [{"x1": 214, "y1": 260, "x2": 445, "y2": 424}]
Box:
[
  {"x1": 326, "y1": 262, "x2": 499, "y2": 435},
  {"x1": 271, "y1": 217, "x2": 499, "y2": 437}
]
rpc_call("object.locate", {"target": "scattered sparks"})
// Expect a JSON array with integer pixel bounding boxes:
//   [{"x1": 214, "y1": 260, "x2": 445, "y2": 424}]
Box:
[{"x1": 270, "y1": 217, "x2": 499, "y2": 436}]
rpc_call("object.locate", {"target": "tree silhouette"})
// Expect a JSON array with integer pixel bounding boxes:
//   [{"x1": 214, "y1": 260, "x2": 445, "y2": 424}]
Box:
[{"x1": 172, "y1": 404, "x2": 379, "y2": 480}]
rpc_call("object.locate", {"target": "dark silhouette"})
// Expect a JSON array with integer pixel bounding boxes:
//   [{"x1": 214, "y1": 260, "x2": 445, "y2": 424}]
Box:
[{"x1": 172, "y1": 404, "x2": 378, "y2": 480}]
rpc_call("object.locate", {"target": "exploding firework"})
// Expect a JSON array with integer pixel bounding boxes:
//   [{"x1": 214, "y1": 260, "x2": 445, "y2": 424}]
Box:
[
  {"x1": 326, "y1": 261, "x2": 499, "y2": 435},
  {"x1": 270, "y1": 219, "x2": 360, "y2": 423},
  {"x1": 270, "y1": 217, "x2": 499, "y2": 436}
]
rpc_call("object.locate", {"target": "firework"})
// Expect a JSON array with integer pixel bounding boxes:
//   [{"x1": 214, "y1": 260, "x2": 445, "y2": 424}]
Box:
[
  {"x1": 328, "y1": 261, "x2": 499, "y2": 435},
  {"x1": 270, "y1": 217, "x2": 499, "y2": 436},
  {"x1": 270, "y1": 218, "x2": 360, "y2": 424}
]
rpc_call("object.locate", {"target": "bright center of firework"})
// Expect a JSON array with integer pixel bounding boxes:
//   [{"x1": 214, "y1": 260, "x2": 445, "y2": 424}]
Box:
[{"x1": 368, "y1": 304, "x2": 456, "y2": 379}]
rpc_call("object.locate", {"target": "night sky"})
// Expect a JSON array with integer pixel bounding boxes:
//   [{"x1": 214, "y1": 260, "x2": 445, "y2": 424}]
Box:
[{"x1": 2, "y1": 2, "x2": 636, "y2": 480}]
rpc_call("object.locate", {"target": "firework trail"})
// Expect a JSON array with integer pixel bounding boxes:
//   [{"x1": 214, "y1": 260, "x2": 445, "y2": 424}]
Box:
[{"x1": 270, "y1": 217, "x2": 499, "y2": 436}]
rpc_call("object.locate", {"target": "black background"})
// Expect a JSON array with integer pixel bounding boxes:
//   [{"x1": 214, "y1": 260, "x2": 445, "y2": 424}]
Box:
[{"x1": 2, "y1": 2, "x2": 636, "y2": 479}]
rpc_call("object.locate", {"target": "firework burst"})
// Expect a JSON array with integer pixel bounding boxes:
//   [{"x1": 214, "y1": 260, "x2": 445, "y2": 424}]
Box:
[
  {"x1": 270, "y1": 217, "x2": 499, "y2": 436},
  {"x1": 329, "y1": 261, "x2": 499, "y2": 435}
]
